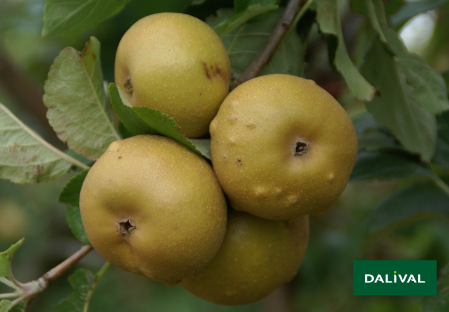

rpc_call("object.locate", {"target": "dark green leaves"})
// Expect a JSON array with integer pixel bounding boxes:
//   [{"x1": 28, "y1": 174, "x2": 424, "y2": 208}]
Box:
[
  {"x1": 213, "y1": 1, "x2": 279, "y2": 38},
  {"x1": 350, "y1": 152, "x2": 434, "y2": 182},
  {"x1": 42, "y1": 0, "x2": 131, "y2": 37},
  {"x1": 361, "y1": 34, "x2": 438, "y2": 162},
  {"x1": 316, "y1": 0, "x2": 376, "y2": 101},
  {"x1": 366, "y1": 182, "x2": 449, "y2": 234},
  {"x1": 44, "y1": 37, "x2": 121, "y2": 160},
  {"x1": 54, "y1": 269, "x2": 96, "y2": 312},
  {"x1": 208, "y1": 8, "x2": 307, "y2": 78},
  {"x1": 108, "y1": 84, "x2": 210, "y2": 159},
  {"x1": 59, "y1": 169, "x2": 90, "y2": 207},
  {"x1": 59, "y1": 170, "x2": 90, "y2": 245}
]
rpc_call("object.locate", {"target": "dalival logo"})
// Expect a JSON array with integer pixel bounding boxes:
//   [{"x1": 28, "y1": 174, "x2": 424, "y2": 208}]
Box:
[
  {"x1": 365, "y1": 271, "x2": 426, "y2": 284},
  {"x1": 353, "y1": 260, "x2": 437, "y2": 296}
]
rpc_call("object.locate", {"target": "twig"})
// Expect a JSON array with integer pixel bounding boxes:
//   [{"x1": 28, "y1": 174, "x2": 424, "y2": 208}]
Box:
[
  {"x1": 39, "y1": 245, "x2": 93, "y2": 286},
  {"x1": 235, "y1": 0, "x2": 305, "y2": 86},
  {"x1": 0, "y1": 244, "x2": 93, "y2": 309},
  {"x1": 83, "y1": 262, "x2": 111, "y2": 312}
]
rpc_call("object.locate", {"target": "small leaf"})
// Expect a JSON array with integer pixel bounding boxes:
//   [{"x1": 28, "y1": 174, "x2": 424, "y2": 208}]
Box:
[
  {"x1": 42, "y1": 0, "x2": 131, "y2": 38},
  {"x1": 108, "y1": 84, "x2": 156, "y2": 136},
  {"x1": 0, "y1": 301, "x2": 12, "y2": 312},
  {"x1": 361, "y1": 36, "x2": 437, "y2": 162},
  {"x1": 213, "y1": 3, "x2": 278, "y2": 38},
  {"x1": 109, "y1": 84, "x2": 210, "y2": 159},
  {"x1": 66, "y1": 207, "x2": 90, "y2": 245},
  {"x1": 44, "y1": 37, "x2": 121, "y2": 160},
  {"x1": 367, "y1": 182, "x2": 449, "y2": 234},
  {"x1": 207, "y1": 9, "x2": 307, "y2": 77},
  {"x1": 189, "y1": 139, "x2": 211, "y2": 160},
  {"x1": 316, "y1": 0, "x2": 375, "y2": 101},
  {"x1": 0, "y1": 103, "x2": 74, "y2": 184},
  {"x1": 55, "y1": 269, "x2": 95, "y2": 312},
  {"x1": 0, "y1": 239, "x2": 24, "y2": 278},
  {"x1": 350, "y1": 151, "x2": 434, "y2": 182},
  {"x1": 59, "y1": 169, "x2": 90, "y2": 207}
]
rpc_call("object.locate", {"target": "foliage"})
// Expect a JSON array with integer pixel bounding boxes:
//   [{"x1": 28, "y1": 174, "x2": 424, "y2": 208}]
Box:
[{"x1": 0, "y1": 0, "x2": 448, "y2": 311}]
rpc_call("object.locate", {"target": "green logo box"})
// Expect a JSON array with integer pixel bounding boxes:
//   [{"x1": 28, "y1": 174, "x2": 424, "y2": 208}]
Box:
[{"x1": 353, "y1": 260, "x2": 437, "y2": 296}]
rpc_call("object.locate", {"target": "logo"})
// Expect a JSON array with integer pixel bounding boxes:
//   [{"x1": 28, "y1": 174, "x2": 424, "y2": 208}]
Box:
[{"x1": 353, "y1": 260, "x2": 437, "y2": 296}]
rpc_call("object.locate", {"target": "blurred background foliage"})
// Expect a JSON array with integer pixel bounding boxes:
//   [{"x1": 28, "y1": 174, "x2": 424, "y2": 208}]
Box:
[{"x1": 0, "y1": 0, "x2": 448, "y2": 311}]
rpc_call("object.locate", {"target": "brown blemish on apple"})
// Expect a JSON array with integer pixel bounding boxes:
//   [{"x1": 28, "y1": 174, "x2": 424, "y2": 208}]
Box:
[{"x1": 201, "y1": 62, "x2": 228, "y2": 81}]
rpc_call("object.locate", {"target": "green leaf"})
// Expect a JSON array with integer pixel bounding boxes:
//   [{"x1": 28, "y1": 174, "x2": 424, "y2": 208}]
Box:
[
  {"x1": 59, "y1": 169, "x2": 90, "y2": 207},
  {"x1": 315, "y1": 0, "x2": 375, "y2": 101},
  {"x1": 66, "y1": 207, "x2": 90, "y2": 245},
  {"x1": 350, "y1": 151, "x2": 434, "y2": 182},
  {"x1": 0, "y1": 301, "x2": 12, "y2": 312},
  {"x1": 0, "y1": 103, "x2": 74, "y2": 184},
  {"x1": 42, "y1": 0, "x2": 131, "y2": 38},
  {"x1": 55, "y1": 269, "x2": 95, "y2": 312},
  {"x1": 433, "y1": 138, "x2": 449, "y2": 169},
  {"x1": 213, "y1": 3, "x2": 278, "y2": 38},
  {"x1": 361, "y1": 36, "x2": 437, "y2": 162},
  {"x1": 108, "y1": 84, "x2": 156, "y2": 136},
  {"x1": 189, "y1": 139, "x2": 211, "y2": 160},
  {"x1": 0, "y1": 300, "x2": 28, "y2": 312},
  {"x1": 367, "y1": 182, "x2": 449, "y2": 234},
  {"x1": 381, "y1": 26, "x2": 449, "y2": 115},
  {"x1": 421, "y1": 291, "x2": 449, "y2": 311},
  {"x1": 437, "y1": 110, "x2": 449, "y2": 144},
  {"x1": 235, "y1": 0, "x2": 279, "y2": 13},
  {"x1": 191, "y1": 0, "x2": 208, "y2": 5},
  {"x1": 43, "y1": 37, "x2": 121, "y2": 161},
  {"x1": 207, "y1": 9, "x2": 308, "y2": 77},
  {"x1": 390, "y1": 0, "x2": 447, "y2": 28},
  {"x1": 109, "y1": 84, "x2": 210, "y2": 159},
  {"x1": 358, "y1": 129, "x2": 398, "y2": 152},
  {"x1": 0, "y1": 239, "x2": 24, "y2": 278}
]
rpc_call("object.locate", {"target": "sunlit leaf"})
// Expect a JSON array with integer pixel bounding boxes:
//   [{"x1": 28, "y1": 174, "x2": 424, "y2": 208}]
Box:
[
  {"x1": 44, "y1": 37, "x2": 121, "y2": 160},
  {"x1": 0, "y1": 103, "x2": 76, "y2": 184}
]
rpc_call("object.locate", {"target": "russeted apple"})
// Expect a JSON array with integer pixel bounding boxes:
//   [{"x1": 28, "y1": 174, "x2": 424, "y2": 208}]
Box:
[
  {"x1": 210, "y1": 74, "x2": 358, "y2": 220},
  {"x1": 115, "y1": 13, "x2": 231, "y2": 138},
  {"x1": 79, "y1": 135, "x2": 227, "y2": 286}
]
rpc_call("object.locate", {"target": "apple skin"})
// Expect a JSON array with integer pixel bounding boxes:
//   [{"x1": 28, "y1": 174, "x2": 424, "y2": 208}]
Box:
[
  {"x1": 181, "y1": 209, "x2": 309, "y2": 305},
  {"x1": 79, "y1": 135, "x2": 227, "y2": 286},
  {"x1": 210, "y1": 74, "x2": 358, "y2": 220},
  {"x1": 115, "y1": 13, "x2": 231, "y2": 138}
]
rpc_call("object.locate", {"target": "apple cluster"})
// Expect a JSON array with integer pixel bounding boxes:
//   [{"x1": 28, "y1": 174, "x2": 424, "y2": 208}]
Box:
[{"x1": 79, "y1": 13, "x2": 358, "y2": 306}]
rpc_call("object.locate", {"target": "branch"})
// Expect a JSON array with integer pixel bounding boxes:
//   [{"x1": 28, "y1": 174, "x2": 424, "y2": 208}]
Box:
[
  {"x1": 40, "y1": 245, "x2": 93, "y2": 286},
  {"x1": 235, "y1": 0, "x2": 305, "y2": 86},
  {"x1": 2, "y1": 244, "x2": 93, "y2": 306}
]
